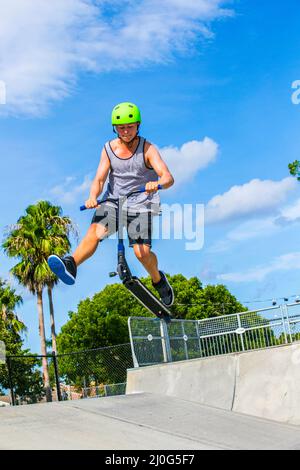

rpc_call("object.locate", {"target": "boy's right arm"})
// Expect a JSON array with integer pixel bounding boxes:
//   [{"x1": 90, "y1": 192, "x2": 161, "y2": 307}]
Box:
[{"x1": 85, "y1": 148, "x2": 111, "y2": 209}]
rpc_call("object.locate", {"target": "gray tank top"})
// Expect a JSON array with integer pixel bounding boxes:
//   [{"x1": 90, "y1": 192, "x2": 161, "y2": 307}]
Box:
[{"x1": 102, "y1": 137, "x2": 161, "y2": 213}]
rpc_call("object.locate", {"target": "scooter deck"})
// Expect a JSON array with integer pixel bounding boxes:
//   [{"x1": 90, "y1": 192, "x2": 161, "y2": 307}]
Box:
[{"x1": 124, "y1": 277, "x2": 171, "y2": 322}]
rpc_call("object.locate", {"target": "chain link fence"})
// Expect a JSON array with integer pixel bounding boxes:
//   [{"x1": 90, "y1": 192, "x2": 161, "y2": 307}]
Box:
[
  {"x1": 128, "y1": 302, "x2": 300, "y2": 367},
  {"x1": 0, "y1": 343, "x2": 133, "y2": 406}
]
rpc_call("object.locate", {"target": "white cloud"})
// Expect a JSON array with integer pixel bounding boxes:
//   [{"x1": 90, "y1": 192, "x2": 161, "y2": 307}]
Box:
[
  {"x1": 217, "y1": 252, "x2": 300, "y2": 283},
  {"x1": 277, "y1": 197, "x2": 300, "y2": 225},
  {"x1": 227, "y1": 218, "x2": 279, "y2": 242},
  {"x1": 226, "y1": 196, "x2": 300, "y2": 243},
  {"x1": 160, "y1": 137, "x2": 218, "y2": 187},
  {"x1": 205, "y1": 177, "x2": 297, "y2": 225},
  {"x1": 207, "y1": 239, "x2": 232, "y2": 253},
  {"x1": 0, "y1": 0, "x2": 233, "y2": 116},
  {"x1": 50, "y1": 175, "x2": 92, "y2": 204},
  {"x1": 208, "y1": 194, "x2": 300, "y2": 253}
]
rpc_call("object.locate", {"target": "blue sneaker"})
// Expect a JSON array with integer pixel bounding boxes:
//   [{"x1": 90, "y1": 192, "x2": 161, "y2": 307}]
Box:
[
  {"x1": 152, "y1": 271, "x2": 174, "y2": 307},
  {"x1": 47, "y1": 255, "x2": 77, "y2": 285}
]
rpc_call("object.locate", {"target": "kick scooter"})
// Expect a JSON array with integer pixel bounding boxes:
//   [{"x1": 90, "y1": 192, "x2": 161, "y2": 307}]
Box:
[{"x1": 80, "y1": 186, "x2": 172, "y2": 322}]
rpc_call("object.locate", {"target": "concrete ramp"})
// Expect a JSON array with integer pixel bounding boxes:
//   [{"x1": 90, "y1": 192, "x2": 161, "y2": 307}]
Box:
[
  {"x1": 1, "y1": 342, "x2": 300, "y2": 449},
  {"x1": 126, "y1": 342, "x2": 300, "y2": 426},
  {"x1": 0, "y1": 393, "x2": 300, "y2": 450}
]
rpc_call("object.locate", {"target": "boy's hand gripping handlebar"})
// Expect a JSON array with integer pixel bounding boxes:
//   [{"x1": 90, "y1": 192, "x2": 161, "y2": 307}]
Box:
[{"x1": 80, "y1": 184, "x2": 163, "y2": 211}]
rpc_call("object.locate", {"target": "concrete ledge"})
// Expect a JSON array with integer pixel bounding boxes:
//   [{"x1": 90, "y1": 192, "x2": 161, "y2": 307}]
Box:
[
  {"x1": 126, "y1": 342, "x2": 300, "y2": 425},
  {"x1": 127, "y1": 354, "x2": 237, "y2": 411}
]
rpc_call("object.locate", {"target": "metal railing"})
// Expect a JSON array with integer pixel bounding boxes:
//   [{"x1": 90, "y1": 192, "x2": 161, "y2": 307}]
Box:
[{"x1": 128, "y1": 303, "x2": 300, "y2": 367}]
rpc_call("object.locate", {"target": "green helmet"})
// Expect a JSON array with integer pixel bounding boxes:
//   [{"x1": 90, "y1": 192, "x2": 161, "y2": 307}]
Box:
[{"x1": 111, "y1": 102, "x2": 142, "y2": 125}]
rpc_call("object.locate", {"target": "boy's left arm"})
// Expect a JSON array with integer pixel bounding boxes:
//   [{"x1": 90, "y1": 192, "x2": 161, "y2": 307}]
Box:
[{"x1": 144, "y1": 142, "x2": 174, "y2": 193}]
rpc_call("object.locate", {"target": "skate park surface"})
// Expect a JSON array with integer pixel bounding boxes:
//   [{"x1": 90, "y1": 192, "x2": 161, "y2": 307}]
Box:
[{"x1": 1, "y1": 343, "x2": 300, "y2": 450}]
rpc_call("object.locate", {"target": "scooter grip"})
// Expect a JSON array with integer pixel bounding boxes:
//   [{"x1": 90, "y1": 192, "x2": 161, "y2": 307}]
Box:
[
  {"x1": 80, "y1": 200, "x2": 101, "y2": 211},
  {"x1": 139, "y1": 184, "x2": 163, "y2": 192}
]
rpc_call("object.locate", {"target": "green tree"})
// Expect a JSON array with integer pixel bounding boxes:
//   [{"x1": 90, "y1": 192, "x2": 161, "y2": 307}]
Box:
[
  {"x1": 2, "y1": 201, "x2": 76, "y2": 401},
  {"x1": 289, "y1": 160, "x2": 300, "y2": 181},
  {"x1": 0, "y1": 279, "x2": 26, "y2": 335},
  {"x1": 0, "y1": 304, "x2": 44, "y2": 404},
  {"x1": 2, "y1": 353, "x2": 45, "y2": 405},
  {"x1": 57, "y1": 275, "x2": 246, "y2": 353},
  {"x1": 197, "y1": 283, "x2": 247, "y2": 318}
]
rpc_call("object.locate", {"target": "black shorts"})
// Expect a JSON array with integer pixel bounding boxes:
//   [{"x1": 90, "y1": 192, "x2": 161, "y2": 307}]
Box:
[{"x1": 91, "y1": 203, "x2": 153, "y2": 247}]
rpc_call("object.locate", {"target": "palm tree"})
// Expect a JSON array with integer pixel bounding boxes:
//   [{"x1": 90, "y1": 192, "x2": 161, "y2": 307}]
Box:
[
  {"x1": 0, "y1": 279, "x2": 26, "y2": 335},
  {"x1": 24, "y1": 201, "x2": 77, "y2": 353},
  {"x1": 2, "y1": 201, "x2": 76, "y2": 401}
]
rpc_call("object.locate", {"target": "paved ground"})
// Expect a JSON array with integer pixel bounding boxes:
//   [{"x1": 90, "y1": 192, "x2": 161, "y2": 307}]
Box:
[{"x1": 1, "y1": 393, "x2": 300, "y2": 450}]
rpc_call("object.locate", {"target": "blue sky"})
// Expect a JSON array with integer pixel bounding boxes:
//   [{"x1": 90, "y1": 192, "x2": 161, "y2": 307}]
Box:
[{"x1": 1, "y1": 0, "x2": 300, "y2": 353}]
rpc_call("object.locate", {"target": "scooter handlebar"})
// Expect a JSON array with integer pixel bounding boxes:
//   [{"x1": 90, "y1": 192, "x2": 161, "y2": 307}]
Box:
[{"x1": 80, "y1": 184, "x2": 163, "y2": 211}]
